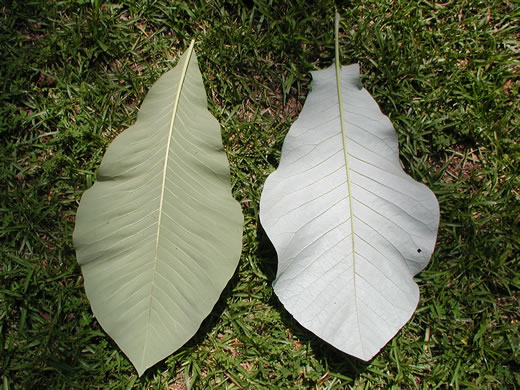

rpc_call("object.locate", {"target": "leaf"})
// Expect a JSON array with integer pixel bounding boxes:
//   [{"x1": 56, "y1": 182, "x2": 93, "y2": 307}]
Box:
[
  {"x1": 259, "y1": 16, "x2": 439, "y2": 361},
  {"x1": 73, "y1": 40, "x2": 243, "y2": 376}
]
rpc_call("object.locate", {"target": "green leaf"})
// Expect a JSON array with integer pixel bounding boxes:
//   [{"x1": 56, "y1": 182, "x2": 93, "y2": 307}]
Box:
[
  {"x1": 259, "y1": 15, "x2": 440, "y2": 361},
  {"x1": 73, "y1": 40, "x2": 243, "y2": 376}
]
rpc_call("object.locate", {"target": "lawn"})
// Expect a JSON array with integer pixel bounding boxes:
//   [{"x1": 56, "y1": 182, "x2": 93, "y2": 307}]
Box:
[{"x1": 1, "y1": 0, "x2": 519, "y2": 388}]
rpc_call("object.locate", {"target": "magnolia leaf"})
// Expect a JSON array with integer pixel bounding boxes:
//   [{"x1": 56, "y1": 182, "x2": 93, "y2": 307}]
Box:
[
  {"x1": 259, "y1": 17, "x2": 439, "y2": 361},
  {"x1": 73, "y1": 40, "x2": 243, "y2": 375}
]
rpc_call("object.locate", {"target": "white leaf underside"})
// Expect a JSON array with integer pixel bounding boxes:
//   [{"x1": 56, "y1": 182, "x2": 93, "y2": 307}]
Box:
[
  {"x1": 73, "y1": 42, "x2": 243, "y2": 375},
  {"x1": 259, "y1": 63, "x2": 439, "y2": 361}
]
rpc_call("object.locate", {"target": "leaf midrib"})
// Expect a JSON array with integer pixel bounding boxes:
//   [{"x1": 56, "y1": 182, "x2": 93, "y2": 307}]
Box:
[
  {"x1": 334, "y1": 13, "x2": 363, "y2": 355},
  {"x1": 141, "y1": 39, "x2": 196, "y2": 371}
]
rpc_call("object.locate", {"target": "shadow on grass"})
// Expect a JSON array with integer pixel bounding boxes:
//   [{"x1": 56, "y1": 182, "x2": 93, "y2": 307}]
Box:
[{"x1": 256, "y1": 223, "x2": 370, "y2": 383}]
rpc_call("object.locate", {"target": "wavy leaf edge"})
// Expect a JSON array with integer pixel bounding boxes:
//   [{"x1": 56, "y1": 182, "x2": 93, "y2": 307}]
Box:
[
  {"x1": 73, "y1": 40, "x2": 244, "y2": 375},
  {"x1": 259, "y1": 14, "x2": 440, "y2": 361}
]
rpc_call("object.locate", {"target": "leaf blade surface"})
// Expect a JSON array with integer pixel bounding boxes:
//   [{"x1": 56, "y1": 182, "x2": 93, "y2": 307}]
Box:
[
  {"x1": 259, "y1": 62, "x2": 439, "y2": 361},
  {"x1": 73, "y1": 41, "x2": 243, "y2": 375}
]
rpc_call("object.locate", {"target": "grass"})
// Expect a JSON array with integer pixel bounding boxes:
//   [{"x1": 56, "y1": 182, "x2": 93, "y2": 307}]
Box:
[{"x1": 1, "y1": 0, "x2": 519, "y2": 388}]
